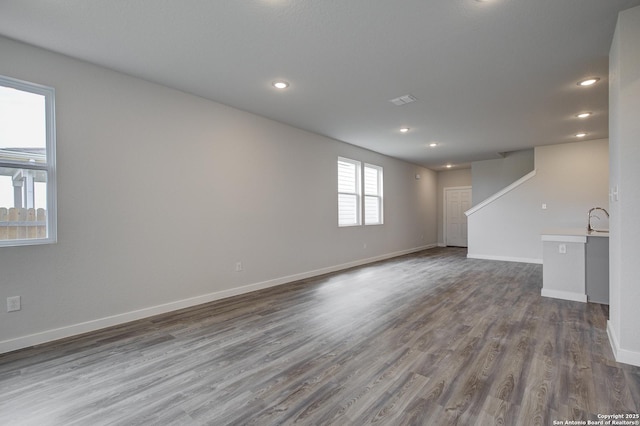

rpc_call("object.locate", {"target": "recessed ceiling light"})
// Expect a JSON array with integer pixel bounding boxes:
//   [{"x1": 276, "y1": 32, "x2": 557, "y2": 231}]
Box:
[
  {"x1": 577, "y1": 77, "x2": 600, "y2": 87},
  {"x1": 272, "y1": 81, "x2": 289, "y2": 89},
  {"x1": 429, "y1": 143, "x2": 438, "y2": 147},
  {"x1": 445, "y1": 164, "x2": 453, "y2": 168},
  {"x1": 575, "y1": 132, "x2": 587, "y2": 138},
  {"x1": 400, "y1": 127, "x2": 410, "y2": 133},
  {"x1": 576, "y1": 112, "x2": 592, "y2": 119}
]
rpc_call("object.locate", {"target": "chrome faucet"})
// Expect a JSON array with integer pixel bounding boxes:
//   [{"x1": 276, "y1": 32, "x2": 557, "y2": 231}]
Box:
[{"x1": 588, "y1": 207, "x2": 609, "y2": 232}]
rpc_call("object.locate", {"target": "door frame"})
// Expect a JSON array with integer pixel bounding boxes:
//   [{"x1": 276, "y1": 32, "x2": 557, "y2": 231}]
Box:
[{"x1": 443, "y1": 186, "x2": 472, "y2": 247}]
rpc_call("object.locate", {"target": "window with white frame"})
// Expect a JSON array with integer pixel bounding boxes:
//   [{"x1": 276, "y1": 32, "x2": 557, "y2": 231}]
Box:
[
  {"x1": 337, "y1": 157, "x2": 383, "y2": 227},
  {"x1": 0, "y1": 75, "x2": 57, "y2": 246},
  {"x1": 338, "y1": 157, "x2": 361, "y2": 227},
  {"x1": 364, "y1": 163, "x2": 383, "y2": 225}
]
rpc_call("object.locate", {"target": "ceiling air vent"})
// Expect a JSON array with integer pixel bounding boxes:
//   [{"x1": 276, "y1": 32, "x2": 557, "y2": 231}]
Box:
[{"x1": 389, "y1": 94, "x2": 417, "y2": 106}]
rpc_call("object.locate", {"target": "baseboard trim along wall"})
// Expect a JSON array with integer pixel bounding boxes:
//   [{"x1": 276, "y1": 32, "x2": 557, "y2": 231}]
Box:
[
  {"x1": 466, "y1": 254, "x2": 543, "y2": 264},
  {"x1": 607, "y1": 321, "x2": 640, "y2": 367},
  {"x1": 540, "y1": 288, "x2": 587, "y2": 303},
  {"x1": 0, "y1": 244, "x2": 437, "y2": 355}
]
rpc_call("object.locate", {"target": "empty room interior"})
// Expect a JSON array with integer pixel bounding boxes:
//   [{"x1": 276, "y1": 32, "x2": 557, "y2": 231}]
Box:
[{"x1": 1, "y1": 1, "x2": 640, "y2": 425}]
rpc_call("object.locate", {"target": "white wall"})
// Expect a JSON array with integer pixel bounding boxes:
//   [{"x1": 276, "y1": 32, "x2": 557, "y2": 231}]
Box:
[
  {"x1": 0, "y1": 37, "x2": 438, "y2": 353},
  {"x1": 608, "y1": 5, "x2": 640, "y2": 367},
  {"x1": 436, "y1": 168, "x2": 472, "y2": 246},
  {"x1": 471, "y1": 149, "x2": 534, "y2": 205},
  {"x1": 467, "y1": 139, "x2": 609, "y2": 263}
]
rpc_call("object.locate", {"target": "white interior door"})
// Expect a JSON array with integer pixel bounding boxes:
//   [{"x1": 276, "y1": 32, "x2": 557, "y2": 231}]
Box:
[{"x1": 445, "y1": 187, "x2": 472, "y2": 247}]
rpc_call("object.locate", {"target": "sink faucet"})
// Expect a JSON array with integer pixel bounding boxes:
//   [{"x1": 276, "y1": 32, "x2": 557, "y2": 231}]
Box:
[{"x1": 588, "y1": 207, "x2": 609, "y2": 232}]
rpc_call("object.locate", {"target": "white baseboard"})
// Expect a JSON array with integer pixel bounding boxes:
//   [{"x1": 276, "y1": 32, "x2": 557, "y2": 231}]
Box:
[
  {"x1": 607, "y1": 320, "x2": 640, "y2": 367},
  {"x1": 467, "y1": 253, "x2": 543, "y2": 264},
  {"x1": 0, "y1": 244, "x2": 437, "y2": 355},
  {"x1": 541, "y1": 288, "x2": 587, "y2": 303}
]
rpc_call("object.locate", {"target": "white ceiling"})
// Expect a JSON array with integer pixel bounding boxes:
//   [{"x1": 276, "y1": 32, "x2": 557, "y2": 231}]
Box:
[{"x1": 2, "y1": 0, "x2": 639, "y2": 170}]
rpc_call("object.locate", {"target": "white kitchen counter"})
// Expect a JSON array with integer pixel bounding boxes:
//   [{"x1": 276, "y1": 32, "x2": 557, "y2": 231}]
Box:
[{"x1": 541, "y1": 227, "x2": 609, "y2": 241}]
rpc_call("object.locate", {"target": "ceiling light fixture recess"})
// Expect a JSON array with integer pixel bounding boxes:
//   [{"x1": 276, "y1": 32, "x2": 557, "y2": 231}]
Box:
[
  {"x1": 577, "y1": 77, "x2": 600, "y2": 87},
  {"x1": 429, "y1": 143, "x2": 438, "y2": 147},
  {"x1": 575, "y1": 132, "x2": 587, "y2": 138},
  {"x1": 576, "y1": 112, "x2": 592, "y2": 119},
  {"x1": 445, "y1": 164, "x2": 453, "y2": 168},
  {"x1": 400, "y1": 127, "x2": 410, "y2": 133},
  {"x1": 272, "y1": 81, "x2": 289, "y2": 89}
]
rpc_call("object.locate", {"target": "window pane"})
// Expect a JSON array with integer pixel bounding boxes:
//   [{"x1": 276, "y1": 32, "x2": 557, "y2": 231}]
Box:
[
  {"x1": 364, "y1": 166, "x2": 379, "y2": 195},
  {"x1": 0, "y1": 86, "x2": 47, "y2": 165},
  {"x1": 0, "y1": 167, "x2": 48, "y2": 240},
  {"x1": 0, "y1": 166, "x2": 48, "y2": 208},
  {"x1": 338, "y1": 160, "x2": 357, "y2": 193},
  {"x1": 364, "y1": 196, "x2": 380, "y2": 224},
  {"x1": 338, "y1": 194, "x2": 359, "y2": 226}
]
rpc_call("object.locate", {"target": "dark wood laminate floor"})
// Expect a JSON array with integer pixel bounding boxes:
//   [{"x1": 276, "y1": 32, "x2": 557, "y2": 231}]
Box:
[{"x1": 1, "y1": 248, "x2": 639, "y2": 426}]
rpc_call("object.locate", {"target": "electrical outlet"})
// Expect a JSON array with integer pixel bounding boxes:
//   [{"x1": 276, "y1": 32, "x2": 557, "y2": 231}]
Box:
[
  {"x1": 7, "y1": 296, "x2": 21, "y2": 312},
  {"x1": 558, "y1": 244, "x2": 567, "y2": 254},
  {"x1": 235, "y1": 262, "x2": 243, "y2": 272}
]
